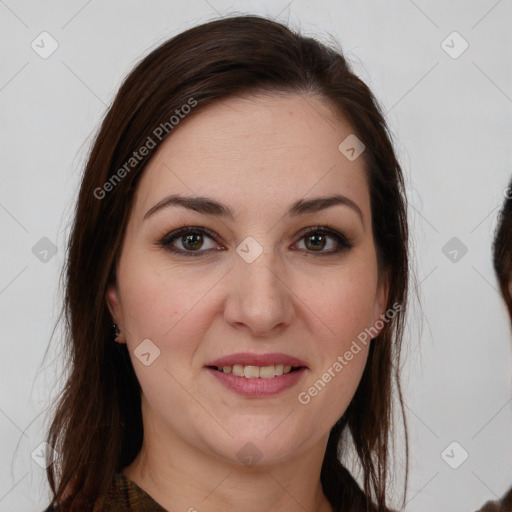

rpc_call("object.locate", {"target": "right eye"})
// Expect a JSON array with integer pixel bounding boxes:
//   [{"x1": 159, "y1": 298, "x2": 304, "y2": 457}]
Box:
[{"x1": 157, "y1": 226, "x2": 224, "y2": 257}]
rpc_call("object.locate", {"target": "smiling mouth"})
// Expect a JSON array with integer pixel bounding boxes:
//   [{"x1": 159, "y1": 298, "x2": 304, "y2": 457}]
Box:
[{"x1": 207, "y1": 364, "x2": 305, "y2": 378}]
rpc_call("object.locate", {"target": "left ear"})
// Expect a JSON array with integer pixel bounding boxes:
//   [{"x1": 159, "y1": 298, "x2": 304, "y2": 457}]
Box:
[{"x1": 370, "y1": 269, "x2": 390, "y2": 338}]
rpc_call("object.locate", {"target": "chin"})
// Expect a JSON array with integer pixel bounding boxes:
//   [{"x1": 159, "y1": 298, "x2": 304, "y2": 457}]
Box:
[{"x1": 201, "y1": 427, "x2": 313, "y2": 468}]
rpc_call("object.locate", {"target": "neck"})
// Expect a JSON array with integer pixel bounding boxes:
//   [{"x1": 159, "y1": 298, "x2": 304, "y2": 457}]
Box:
[{"x1": 123, "y1": 413, "x2": 333, "y2": 512}]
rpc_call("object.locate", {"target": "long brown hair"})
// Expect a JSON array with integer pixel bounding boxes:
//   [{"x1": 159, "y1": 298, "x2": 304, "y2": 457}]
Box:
[
  {"x1": 45, "y1": 15, "x2": 409, "y2": 511},
  {"x1": 493, "y1": 180, "x2": 512, "y2": 319}
]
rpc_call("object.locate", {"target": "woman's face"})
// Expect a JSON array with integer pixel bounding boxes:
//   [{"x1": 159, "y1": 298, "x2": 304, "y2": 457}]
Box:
[{"x1": 107, "y1": 93, "x2": 388, "y2": 466}]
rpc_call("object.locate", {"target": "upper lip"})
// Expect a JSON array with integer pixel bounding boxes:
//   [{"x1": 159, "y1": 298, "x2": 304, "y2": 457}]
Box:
[{"x1": 206, "y1": 352, "x2": 307, "y2": 368}]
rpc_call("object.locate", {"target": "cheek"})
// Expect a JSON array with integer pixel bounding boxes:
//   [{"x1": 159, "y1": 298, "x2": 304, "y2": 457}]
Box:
[
  {"x1": 118, "y1": 253, "x2": 214, "y2": 344},
  {"x1": 295, "y1": 258, "x2": 377, "y2": 414},
  {"x1": 116, "y1": 260, "x2": 214, "y2": 421},
  {"x1": 116, "y1": 254, "x2": 221, "y2": 401},
  {"x1": 308, "y1": 257, "x2": 379, "y2": 346}
]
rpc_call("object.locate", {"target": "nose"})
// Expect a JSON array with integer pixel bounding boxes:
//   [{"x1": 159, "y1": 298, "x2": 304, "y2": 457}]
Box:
[{"x1": 223, "y1": 244, "x2": 296, "y2": 338}]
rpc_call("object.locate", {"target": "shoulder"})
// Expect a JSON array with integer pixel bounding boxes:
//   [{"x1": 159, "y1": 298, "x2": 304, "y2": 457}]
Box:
[
  {"x1": 106, "y1": 472, "x2": 167, "y2": 510},
  {"x1": 475, "y1": 485, "x2": 512, "y2": 512},
  {"x1": 42, "y1": 472, "x2": 167, "y2": 511}
]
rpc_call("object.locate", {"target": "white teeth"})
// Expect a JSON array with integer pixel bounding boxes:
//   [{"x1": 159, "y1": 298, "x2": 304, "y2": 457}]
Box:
[
  {"x1": 244, "y1": 366, "x2": 260, "y2": 378},
  {"x1": 232, "y1": 364, "x2": 244, "y2": 377},
  {"x1": 259, "y1": 365, "x2": 275, "y2": 379},
  {"x1": 216, "y1": 364, "x2": 297, "y2": 378}
]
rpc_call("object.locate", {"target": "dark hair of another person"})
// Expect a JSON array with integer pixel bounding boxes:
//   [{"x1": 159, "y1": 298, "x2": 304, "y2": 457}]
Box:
[
  {"x1": 493, "y1": 180, "x2": 512, "y2": 318},
  {"x1": 45, "y1": 15, "x2": 409, "y2": 512}
]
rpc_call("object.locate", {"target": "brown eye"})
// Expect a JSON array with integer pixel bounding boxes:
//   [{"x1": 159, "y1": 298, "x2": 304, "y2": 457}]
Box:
[
  {"x1": 304, "y1": 233, "x2": 327, "y2": 251},
  {"x1": 296, "y1": 227, "x2": 353, "y2": 255},
  {"x1": 158, "y1": 227, "x2": 221, "y2": 257},
  {"x1": 158, "y1": 225, "x2": 353, "y2": 258},
  {"x1": 181, "y1": 232, "x2": 204, "y2": 251}
]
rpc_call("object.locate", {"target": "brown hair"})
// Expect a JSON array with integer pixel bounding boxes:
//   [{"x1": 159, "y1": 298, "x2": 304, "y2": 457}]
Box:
[
  {"x1": 45, "y1": 15, "x2": 409, "y2": 511},
  {"x1": 493, "y1": 180, "x2": 512, "y2": 319}
]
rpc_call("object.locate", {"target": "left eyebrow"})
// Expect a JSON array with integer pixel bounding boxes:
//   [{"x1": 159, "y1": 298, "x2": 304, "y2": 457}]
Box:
[
  {"x1": 287, "y1": 195, "x2": 363, "y2": 223},
  {"x1": 143, "y1": 193, "x2": 364, "y2": 224}
]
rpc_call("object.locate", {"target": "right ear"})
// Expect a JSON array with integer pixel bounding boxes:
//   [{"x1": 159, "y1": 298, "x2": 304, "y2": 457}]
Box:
[{"x1": 106, "y1": 283, "x2": 125, "y2": 343}]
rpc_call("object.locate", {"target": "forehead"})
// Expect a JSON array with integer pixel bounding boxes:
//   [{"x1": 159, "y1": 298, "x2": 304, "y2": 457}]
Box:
[{"x1": 132, "y1": 92, "x2": 370, "y2": 220}]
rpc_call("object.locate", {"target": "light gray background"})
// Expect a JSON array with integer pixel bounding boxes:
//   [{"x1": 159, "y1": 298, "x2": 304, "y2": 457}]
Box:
[{"x1": 1, "y1": 1, "x2": 511, "y2": 510}]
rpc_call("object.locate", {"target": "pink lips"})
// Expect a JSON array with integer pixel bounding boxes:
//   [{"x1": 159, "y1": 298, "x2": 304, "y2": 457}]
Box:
[{"x1": 205, "y1": 352, "x2": 308, "y2": 397}]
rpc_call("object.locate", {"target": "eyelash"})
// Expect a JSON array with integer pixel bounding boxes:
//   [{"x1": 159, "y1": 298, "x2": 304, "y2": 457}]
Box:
[{"x1": 156, "y1": 225, "x2": 354, "y2": 258}]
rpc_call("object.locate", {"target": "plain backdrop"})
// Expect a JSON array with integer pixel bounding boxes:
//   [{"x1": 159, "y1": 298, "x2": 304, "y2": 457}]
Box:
[{"x1": 1, "y1": 1, "x2": 511, "y2": 510}]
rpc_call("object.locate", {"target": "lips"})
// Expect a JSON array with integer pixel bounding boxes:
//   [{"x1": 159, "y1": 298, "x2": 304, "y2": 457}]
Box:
[
  {"x1": 205, "y1": 353, "x2": 308, "y2": 395},
  {"x1": 206, "y1": 352, "x2": 307, "y2": 368}
]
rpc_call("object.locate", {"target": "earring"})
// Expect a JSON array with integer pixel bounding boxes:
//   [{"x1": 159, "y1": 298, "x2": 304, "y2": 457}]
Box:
[{"x1": 112, "y1": 323, "x2": 121, "y2": 342}]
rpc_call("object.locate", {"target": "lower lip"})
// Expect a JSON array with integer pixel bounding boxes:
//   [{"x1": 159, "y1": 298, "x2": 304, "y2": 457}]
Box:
[{"x1": 206, "y1": 367, "x2": 307, "y2": 397}]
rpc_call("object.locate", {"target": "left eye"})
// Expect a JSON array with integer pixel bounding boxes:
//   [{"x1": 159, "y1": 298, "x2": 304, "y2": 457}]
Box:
[
  {"x1": 296, "y1": 228, "x2": 349, "y2": 253},
  {"x1": 157, "y1": 226, "x2": 352, "y2": 257}
]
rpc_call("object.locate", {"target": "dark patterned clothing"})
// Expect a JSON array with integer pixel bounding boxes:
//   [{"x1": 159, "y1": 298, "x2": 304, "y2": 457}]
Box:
[{"x1": 44, "y1": 472, "x2": 166, "y2": 511}]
